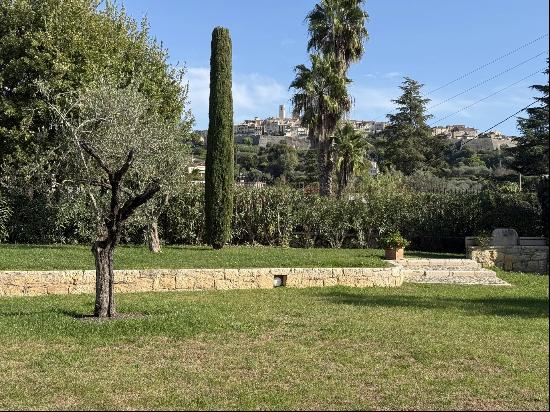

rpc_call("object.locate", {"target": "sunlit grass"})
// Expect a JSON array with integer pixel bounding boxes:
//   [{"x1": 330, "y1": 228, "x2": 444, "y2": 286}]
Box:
[{"x1": 0, "y1": 270, "x2": 547, "y2": 410}]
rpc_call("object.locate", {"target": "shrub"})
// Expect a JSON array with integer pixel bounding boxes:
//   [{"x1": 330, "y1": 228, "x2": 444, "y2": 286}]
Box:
[
  {"x1": 2, "y1": 179, "x2": 544, "y2": 251},
  {"x1": 0, "y1": 192, "x2": 11, "y2": 242},
  {"x1": 379, "y1": 231, "x2": 410, "y2": 249},
  {"x1": 474, "y1": 230, "x2": 492, "y2": 247},
  {"x1": 537, "y1": 177, "x2": 549, "y2": 238}
]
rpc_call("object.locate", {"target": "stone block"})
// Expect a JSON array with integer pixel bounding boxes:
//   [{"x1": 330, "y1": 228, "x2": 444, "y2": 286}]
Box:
[
  {"x1": 47, "y1": 284, "x2": 70, "y2": 295},
  {"x1": 269, "y1": 268, "x2": 293, "y2": 277},
  {"x1": 175, "y1": 275, "x2": 196, "y2": 290},
  {"x1": 223, "y1": 269, "x2": 240, "y2": 281},
  {"x1": 201, "y1": 269, "x2": 225, "y2": 280},
  {"x1": 306, "y1": 278, "x2": 324, "y2": 287},
  {"x1": 323, "y1": 278, "x2": 338, "y2": 287},
  {"x1": 355, "y1": 278, "x2": 375, "y2": 287},
  {"x1": 491, "y1": 228, "x2": 518, "y2": 246},
  {"x1": 194, "y1": 275, "x2": 215, "y2": 290},
  {"x1": 128, "y1": 276, "x2": 154, "y2": 292},
  {"x1": 256, "y1": 274, "x2": 273, "y2": 289},
  {"x1": 68, "y1": 284, "x2": 94, "y2": 295},
  {"x1": 285, "y1": 275, "x2": 304, "y2": 288},
  {"x1": 2, "y1": 285, "x2": 25, "y2": 296},
  {"x1": 25, "y1": 285, "x2": 48, "y2": 296},
  {"x1": 214, "y1": 279, "x2": 235, "y2": 290},
  {"x1": 338, "y1": 276, "x2": 357, "y2": 287},
  {"x1": 159, "y1": 274, "x2": 176, "y2": 290},
  {"x1": 314, "y1": 268, "x2": 333, "y2": 279}
]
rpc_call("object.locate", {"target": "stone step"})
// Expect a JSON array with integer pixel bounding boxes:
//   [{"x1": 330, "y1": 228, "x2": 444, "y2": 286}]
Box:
[
  {"x1": 399, "y1": 259, "x2": 482, "y2": 270},
  {"x1": 409, "y1": 275, "x2": 510, "y2": 286},
  {"x1": 403, "y1": 267, "x2": 510, "y2": 286},
  {"x1": 402, "y1": 269, "x2": 493, "y2": 278}
]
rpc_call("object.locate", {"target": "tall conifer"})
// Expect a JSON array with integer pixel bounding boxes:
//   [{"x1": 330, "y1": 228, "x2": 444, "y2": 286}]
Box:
[{"x1": 205, "y1": 27, "x2": 234, "y2": 249}]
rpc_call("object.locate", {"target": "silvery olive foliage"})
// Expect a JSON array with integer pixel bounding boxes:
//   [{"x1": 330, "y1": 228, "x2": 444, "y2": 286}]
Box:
[{"x1": 44, "y1": 81, "x2": 191, "y2": 234}]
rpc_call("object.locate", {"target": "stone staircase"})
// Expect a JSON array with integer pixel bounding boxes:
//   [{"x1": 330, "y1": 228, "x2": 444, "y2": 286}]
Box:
[{"x1": 399, "y1": 259, "x2": 510, "y2": 285}]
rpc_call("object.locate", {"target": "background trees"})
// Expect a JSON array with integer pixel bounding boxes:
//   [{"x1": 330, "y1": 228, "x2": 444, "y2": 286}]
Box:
[
  {"x1": 205, "y1": 27, "x2": 234, "y2": 249},
  {"x1": 381, "y1": 77, "x2": 447, "y2": 175},
  {"x1": 508, "y1": 61, "x2": 549, "y2": 176}
]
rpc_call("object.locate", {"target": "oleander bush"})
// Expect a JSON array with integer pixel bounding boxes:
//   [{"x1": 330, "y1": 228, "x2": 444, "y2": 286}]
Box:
[
  {"x1": 1, "y1": 180, "x2": 544, "y2": 251},
  {"x1": 0, "y1": 192, "x2": 11, "y2": 242}
]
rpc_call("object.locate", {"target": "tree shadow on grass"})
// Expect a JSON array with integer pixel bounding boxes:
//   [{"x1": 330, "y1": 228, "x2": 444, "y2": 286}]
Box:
[{"x1": 319, "y1": 291, "x2": 549, "y2": 318}]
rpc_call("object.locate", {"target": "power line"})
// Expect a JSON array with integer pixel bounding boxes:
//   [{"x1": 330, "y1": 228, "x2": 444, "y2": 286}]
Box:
[
  {"x1": 365, "y1": 33, "x2": 548, "y2": 123},
  {"x1": 479, "y1": 100, "x2": 538, "y2": 135},
  {"x1": 428, "y1": 51, "x2": 548, "y2": 110},
  {"x1": 429, "y1": 68, "x2": 544, "y2": 126},
  {"x1": 427, "y1": 33, "x2": 548, "y2": 94}
]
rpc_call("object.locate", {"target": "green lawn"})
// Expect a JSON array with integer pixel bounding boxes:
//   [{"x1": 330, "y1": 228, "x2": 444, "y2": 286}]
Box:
[
  {"x1": 0, "y1": 270, "x2": 547, "y2": 410},
  {"x1": 0, "y1": 244, "x2": 462, "y2": 271}
]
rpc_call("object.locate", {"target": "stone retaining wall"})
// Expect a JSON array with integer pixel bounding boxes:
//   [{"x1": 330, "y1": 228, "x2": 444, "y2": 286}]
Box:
[
  {"x1": 468, "y1": 246, "x2": 549, "y2": 274},
  {"x1": 0, "y1": 266, "x2": 403, "y2": 297}
]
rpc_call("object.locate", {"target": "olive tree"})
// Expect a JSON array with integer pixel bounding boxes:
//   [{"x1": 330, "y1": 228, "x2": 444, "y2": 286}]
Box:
[{"x1": 47, "y1": 82, "x2": 189, "y2": 317}]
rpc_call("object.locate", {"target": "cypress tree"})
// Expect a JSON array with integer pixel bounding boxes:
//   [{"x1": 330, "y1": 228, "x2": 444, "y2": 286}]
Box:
[{"x1": 205, "y1": 27, "x2": 234, "y2": 249}]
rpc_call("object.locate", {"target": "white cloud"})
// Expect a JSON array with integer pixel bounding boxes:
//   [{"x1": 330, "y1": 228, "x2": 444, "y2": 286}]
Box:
[
  {"x1": 383, "y1": 71, "x2": 402, "y2": 78},
  {"x1": 186, "y1": 67, "x2": 210, "y2": 111},
  {"x1": 186, "y1": 67, "x2": 290, "y2": 129}
]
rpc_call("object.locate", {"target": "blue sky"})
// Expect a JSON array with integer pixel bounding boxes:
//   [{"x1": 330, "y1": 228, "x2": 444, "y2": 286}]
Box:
[{"x1": 121, "y1": 0, "x2": 549, "y2": 135}]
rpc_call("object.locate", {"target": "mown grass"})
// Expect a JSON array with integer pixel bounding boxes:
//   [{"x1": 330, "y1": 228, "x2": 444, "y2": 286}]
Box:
[
  {"x1": 0, "y1": 269, "x2": 547, "y2": 410},
  {"x1": 0, "y1": 244, "x2": 462, "y2": 271}
]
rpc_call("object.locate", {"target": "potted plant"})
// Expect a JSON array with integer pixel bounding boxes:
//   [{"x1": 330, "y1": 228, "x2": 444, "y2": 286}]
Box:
[
  {"x1": 474, "y1": 230, "x2": 492, "y2": 247},
  {"x1": 379, "y1": 231, "x2": 410, "y2": 260}
]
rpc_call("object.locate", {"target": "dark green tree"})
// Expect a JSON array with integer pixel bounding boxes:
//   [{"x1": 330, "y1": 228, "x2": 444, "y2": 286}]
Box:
[
  {"x1": 508, "y1": 61, "x2": 549, "y2": 175},
  {"x1": 205, "y1": 27, "x2": 234, "y2": 249},
  {"x1": 0, "y1": 0, "x2": 186, "y2": 165},
  {"x1": 382, "y1": 77, "x2": 446, "y2": 175},
  {"x1": 0, "y1": 0, "x2": 191, "y2": 245},
  {"x1": 258, "y1": 142, "x2": 299, "y2": 181}
]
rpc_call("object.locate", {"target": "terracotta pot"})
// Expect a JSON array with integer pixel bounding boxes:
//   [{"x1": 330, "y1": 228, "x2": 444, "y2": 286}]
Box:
[{"x1": 385, "y1": 247, "x2": 404, "y2": 260}]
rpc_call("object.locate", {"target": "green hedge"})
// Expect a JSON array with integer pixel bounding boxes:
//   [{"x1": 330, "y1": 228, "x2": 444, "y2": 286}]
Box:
[
  {"x1": 3, "y1": 184, "x2": 543, "y2": 251},
  {"x1": 159, "y1": 185, "x2": 543, "y2": 251}
]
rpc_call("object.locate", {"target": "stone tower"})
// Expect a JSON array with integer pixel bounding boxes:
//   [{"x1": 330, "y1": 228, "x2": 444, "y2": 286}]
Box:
[{"x1": 279, "y1": 104, "x2": 285, "y2": 120}]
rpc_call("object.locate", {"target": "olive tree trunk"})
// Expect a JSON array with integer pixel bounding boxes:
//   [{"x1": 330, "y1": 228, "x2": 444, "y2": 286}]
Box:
[
  {"x1": 92, "y1": 237, "x2": 116, "y2": 317},
  {"x1": 79, "y1": 142, "x2": 161, "y2": 318},
  {"x1": 148, "y1": 222, "x2": 161, "y2": 253}
]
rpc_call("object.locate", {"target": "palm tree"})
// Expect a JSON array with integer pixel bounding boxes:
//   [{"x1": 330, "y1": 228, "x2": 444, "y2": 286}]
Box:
[
  {"x1": 298, "y1": 0, "x2": 368, "y2": 195},
  {"x1": 290, "y1": 54, "x2": 351, "y2": 196},
  {"x1": 334, "y1": 122, "x2": 370, "y2": 197},
  {"x1": 306, "y1": 0, "x2": 369, "y2": 73}
]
